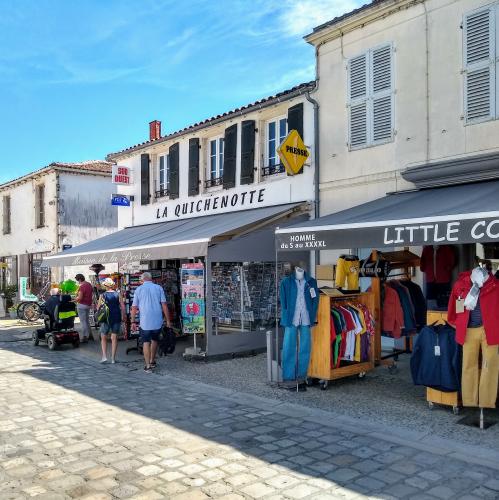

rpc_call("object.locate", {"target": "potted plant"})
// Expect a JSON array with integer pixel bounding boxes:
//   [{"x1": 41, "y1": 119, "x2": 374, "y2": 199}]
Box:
[{"x1": 8, "y1": 306, "x2": 17, "y2": 319}]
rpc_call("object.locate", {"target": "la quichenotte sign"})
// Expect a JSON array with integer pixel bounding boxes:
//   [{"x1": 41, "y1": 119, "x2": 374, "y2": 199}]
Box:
[{"x1": 276, "y1": 217, "x2": 499, "y2": 251}]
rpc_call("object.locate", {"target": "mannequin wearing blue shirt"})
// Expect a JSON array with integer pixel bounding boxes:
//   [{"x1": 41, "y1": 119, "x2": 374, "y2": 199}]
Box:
[{"x1": 280, "y1": 267, "x2": 319, "y2": 387}]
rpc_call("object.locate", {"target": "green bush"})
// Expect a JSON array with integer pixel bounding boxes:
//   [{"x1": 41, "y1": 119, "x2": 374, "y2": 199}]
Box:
[{"x1": 1, "y1": 285, "x2": 18, "y2": 308}]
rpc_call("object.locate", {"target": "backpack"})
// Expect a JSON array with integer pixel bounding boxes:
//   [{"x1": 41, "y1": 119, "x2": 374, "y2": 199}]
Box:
[
  {"x1": 163, "y1": 327, "x2": 176, "y2": 354},
  {"x1": 96, "y1": 295, "x2": 110, "y2": 324}
]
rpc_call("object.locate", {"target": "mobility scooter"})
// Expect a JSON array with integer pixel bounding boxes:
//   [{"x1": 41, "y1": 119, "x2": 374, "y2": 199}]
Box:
[{"x1": 33, "y1": 294, "x2": 80, "y2": 350}]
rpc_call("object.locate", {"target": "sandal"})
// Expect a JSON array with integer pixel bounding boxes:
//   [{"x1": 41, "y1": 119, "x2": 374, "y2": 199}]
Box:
[{"x1": 150, "y1": 361, "x2": 157, "y2": 368}]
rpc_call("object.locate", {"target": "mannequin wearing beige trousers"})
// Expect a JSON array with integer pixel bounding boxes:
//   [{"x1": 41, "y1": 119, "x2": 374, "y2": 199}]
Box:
[{"x1": 462, "y1": 326, "x2": 499, "y2": 408}]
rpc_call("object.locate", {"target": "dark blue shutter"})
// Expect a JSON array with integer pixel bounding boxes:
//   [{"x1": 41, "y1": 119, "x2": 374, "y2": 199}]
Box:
[
  {"x1": 240, "y1": 120, "x2": 255, "y2": 185},
  {"x1": 168, "y1": 142, "x2": 180, "y2": 199},
  {"x1": 287, "y1": 103, "x2": 304, "y2": 139},
  {"x1": 188, "y1": 138, "x2": 200, "y2": 196},
  {"x1": 223, "y1": 124, "x2": 237, "y2": 189},
  {"x1": 140, "y1": 154, "x2": 150, "y2": 205}
]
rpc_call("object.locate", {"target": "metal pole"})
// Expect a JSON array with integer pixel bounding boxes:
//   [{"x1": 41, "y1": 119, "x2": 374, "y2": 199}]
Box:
[{"x1": 266, "y1": 330, "x2": 273, "y2": 383}]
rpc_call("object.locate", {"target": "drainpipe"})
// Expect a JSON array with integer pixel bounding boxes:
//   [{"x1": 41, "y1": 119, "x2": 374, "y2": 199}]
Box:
[{"x1": 305, "y1": 41, "x2": 323, "y2": 265}]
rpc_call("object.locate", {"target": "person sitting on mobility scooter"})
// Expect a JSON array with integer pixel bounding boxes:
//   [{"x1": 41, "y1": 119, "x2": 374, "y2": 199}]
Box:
[{"x1": 33, "y1": 293, "x2": 80, "y2": 350}]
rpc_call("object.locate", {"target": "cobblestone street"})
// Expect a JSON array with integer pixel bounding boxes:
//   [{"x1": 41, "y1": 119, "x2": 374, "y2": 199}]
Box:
[{"x1": 2, "y1": 338, "x2": 499, "y2": 500}]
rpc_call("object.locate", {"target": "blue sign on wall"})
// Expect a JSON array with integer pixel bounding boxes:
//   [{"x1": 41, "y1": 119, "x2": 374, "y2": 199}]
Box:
[{"x1": 111, "y1": 194, "x2": 131, "y2": 207}]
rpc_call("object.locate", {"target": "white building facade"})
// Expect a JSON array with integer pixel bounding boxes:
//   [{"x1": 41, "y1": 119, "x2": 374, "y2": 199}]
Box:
[
  {"x1": 109, "y1": 83, "x2": 317, "y2": 230},
  {"x1": 305, "y1": 0, "x2": 499, "y2": 253},
  {"x1": 0, "y1": 162, "x2": 118, "y2": 292}
]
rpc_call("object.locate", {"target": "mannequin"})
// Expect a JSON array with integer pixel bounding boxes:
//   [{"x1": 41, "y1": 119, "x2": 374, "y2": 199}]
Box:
[
  {"x1": 279, "y1": 266, "x2": 319, "y2": 390},
  {"x1": 448, "y1": 266, "x2": 499, "y2": 419}
]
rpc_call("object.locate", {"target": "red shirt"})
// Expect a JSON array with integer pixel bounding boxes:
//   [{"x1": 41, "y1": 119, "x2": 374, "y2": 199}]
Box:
[
  {"x1": 78, "y1": 281, "x2": 93, "y2": 307},
  {"x1": 448, "y1": 271, "x2": 499, "y2": 345}
]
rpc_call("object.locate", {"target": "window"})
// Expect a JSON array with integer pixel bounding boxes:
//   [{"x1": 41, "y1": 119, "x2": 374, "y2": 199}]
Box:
[
  {"x1": 2, "y1": 195, "x2": 10, "y2": 235},
  {"x1": 264, "y1": 117, "x2": 287, "y2": 176},
  {"x1": 156, "y1": 154, "x2": 169, "y2": 198},
  {"x1": 35, "y1": 184, "x2": 45, "y2": 228},
  {"x1": 206, "y1": 137, "x2": 224, "y2": 188},
  {"x1": 463, "y1": 6, "x2": 496, "y2": 124},
  {"x1": 347, "y1": 44, "x2": 394, "y2": 149}
]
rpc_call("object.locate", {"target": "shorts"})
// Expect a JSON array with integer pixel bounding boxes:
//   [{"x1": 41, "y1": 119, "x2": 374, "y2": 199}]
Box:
[
  {"x1": 140, "y1": 328, "x2": 161, "y2": 343},
  {"x1": 100, "y1": 322, "x2": 121, "y2": 335}
]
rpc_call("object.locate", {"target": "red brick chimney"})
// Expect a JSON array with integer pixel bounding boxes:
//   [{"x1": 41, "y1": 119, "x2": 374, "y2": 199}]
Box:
[{"x1": 149, "y1": 120, "x2": 161, "y2": 141}]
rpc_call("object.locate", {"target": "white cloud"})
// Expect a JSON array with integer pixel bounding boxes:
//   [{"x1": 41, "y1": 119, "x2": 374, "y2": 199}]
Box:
[{"x1": 278, "y1": 0, "x2": 362, "y2": 36}]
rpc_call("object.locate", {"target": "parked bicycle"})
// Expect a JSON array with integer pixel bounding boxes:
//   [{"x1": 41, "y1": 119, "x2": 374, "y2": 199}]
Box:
[{"x1": 16, "y1": 281, "x2": 51, "y2": 322}]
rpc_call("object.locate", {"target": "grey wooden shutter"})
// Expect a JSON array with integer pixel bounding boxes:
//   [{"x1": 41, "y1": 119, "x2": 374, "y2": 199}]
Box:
[
  {"x1": 464, "y1": 7, "x2": 495, "y2": 123},
  {"x1": 168, "y1": 142, "x2": 180, "y2": 199},
  {"x1": 348, "y1": 54, "x2": 368, "y2": 148},
  {"x1": 188, "y1": 138, "x2": 200, "y2": 196},
  {"x1": 223, "y1": 124, "x2": 237, "y2": 189},
  {"x1": 287, "y1": 103, "x2": 304, "y2": 139},
  {"x1": 371, "y1": 44, "x2": 393, "y2": 143},
  {"x1": 140, "y1": 154, "x2": 150, "y2": 205},
  {"x1": 240, "y1": 120, "x2": 255, "y2": 185}
]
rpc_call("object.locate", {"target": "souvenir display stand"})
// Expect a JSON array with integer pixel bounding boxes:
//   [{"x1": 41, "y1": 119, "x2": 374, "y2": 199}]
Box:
[{"x1": 308, "y1": 292, "x2": 376, "y2": 390}]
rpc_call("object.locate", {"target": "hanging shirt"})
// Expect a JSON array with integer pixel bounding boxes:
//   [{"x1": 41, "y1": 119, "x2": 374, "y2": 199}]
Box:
[{"x1": 292, "y1": 279, "x2": 311, "y2": 327}]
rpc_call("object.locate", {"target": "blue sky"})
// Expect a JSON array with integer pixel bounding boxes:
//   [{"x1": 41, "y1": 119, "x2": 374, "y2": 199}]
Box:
[{"x1": 0, "y1": 0, "x2": 360, "y2": 182}]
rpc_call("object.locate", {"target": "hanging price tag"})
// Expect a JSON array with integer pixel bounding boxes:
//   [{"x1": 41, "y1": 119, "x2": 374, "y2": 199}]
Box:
[
  {"x1": 310, "y1": 288, "x2": 316, "y2": 299},
  {"x1": 456, "y1": 298, "x2": 465, "y2": 313},
  {"x1": 434, "y1": 345, "x2": 441, "y2": 356}
]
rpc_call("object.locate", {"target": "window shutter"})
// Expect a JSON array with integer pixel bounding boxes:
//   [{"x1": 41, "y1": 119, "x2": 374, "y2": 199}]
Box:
[
  {"x1": 168, "y1": 142, "x2": 180, "y2": 199},
  {"x1": 188, "y1": 138, "x2": 200, "y2": 196},
  {"x1": 348, "y1": 54, "x2": 368, "y2": 148},
  {"x1": 464, "y1": 8, "x2": 495, "y2": 123},
  {"x1": 287, "y1": 103, "x2": 304, "y2": 139},
  {"x1": 140, "y1": 154, "x2": 150, "y2": 205},
  {"x1": 371, "y1": 45, "x2": 393, "y2": 143},
  {"x1": 222, "y1": 124, "x2": 237, "y2": 189},
  {"x1": 240, "y1": 120, "x2": 255, "y2": 185}
]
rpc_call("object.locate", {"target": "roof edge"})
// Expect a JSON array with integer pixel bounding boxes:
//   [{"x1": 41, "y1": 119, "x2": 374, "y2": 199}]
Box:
[
  {"x1": 107, "y1": 81, "x2": 316, "y2": 161},
  {"x1": 304, "y1": 0, "x2": 421, "y2": 45}
]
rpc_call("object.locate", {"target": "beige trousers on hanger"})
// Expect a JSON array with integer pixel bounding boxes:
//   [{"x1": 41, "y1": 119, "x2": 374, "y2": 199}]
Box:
[{"x1": 462, "y1": 326, "x2": 499, "y2": 408}]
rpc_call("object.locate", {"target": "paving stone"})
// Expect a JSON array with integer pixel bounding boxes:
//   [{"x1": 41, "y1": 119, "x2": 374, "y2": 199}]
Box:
[
  {"x1": 427, "y1": 485, "x2": 460, "y2": 499},
  {"x1": 484, "y1": 479, "x2": 499, "y2": 491},
  {"x1": 266, "y1": 474, "x2": 301, "y2": 489},
  {"x1": 241, "y1": 482, "x2": 276, "y2": 498},
  {"x1": 202, "y1": 481, "x2": 234, "y2": 496},
  {"x1": 405, "y1": 476, "x2": 430, "y2": 490},
  {"x1": 326, "y1": 467, "x2": 361, "y2": 483},
  {"x1": 355, "y1": 475, "x2": 386, "y2": 491},
  {"x1": 385, "y1": 484, "x2": 420, "y2": 498},
  {"x1": 110, "y1": 483, "x2": 141, "y2": 499},
  {"x1": 136, "y1": 464, "x2": 163, "y2": 476},
  {"x1": 283, "y1": 484, "x2": 320, "y2": 499}
]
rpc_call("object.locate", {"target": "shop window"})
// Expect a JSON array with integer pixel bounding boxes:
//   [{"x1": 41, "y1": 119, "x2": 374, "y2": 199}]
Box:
[
  {"x1": 30, "y1": 252, "x2": 50, "y2": 294},
  {"x1": 463, "y1": 6, "x2": 496, "y2": 124},
  {"x1": 211, "y1": 261, "x2": 292, "y2": 333},
  {"x1": 156, "y1": 154, "x2": 170, "y2": 198},
  {"x1": 35, "y1": 184, "x2": 45, "y2": 228},
  {"x1": 205, "y1": 137, "x2": 224, "y2": 188},
  {"x1": 2, "y1": 195, "x2": 11, "y2": 235},
  {"x1": 347, "y1": 43, "x2": 394, "y2": 150},
  {"x1": 263, "y1": 117, "x2": 287, "y2": 177}
]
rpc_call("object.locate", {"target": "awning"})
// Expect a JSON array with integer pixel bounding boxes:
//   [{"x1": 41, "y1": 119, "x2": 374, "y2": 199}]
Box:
[
  {"x1": 276, "y1": 181, "x2": 499, "y2": 251},
  {"x1": 45, "y1": 203, "x2": 303, "y2": 266}
]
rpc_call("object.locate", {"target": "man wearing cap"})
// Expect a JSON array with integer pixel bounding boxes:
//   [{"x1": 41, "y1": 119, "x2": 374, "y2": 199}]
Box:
[
  {"x1": 130, "y1": 272, "x2": 171, "y2": 372},
  {"x1": 75, "y1": 274, "x2": 94, "y2": 342}
]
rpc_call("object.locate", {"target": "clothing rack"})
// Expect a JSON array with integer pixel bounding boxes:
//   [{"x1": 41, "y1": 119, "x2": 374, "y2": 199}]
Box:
[
  {"x1": 308, "y1": 292, "x2": 376, "y2": 390},
  {"x1": 369, "y1": 249, "x2": 421, "y2": 365},
  {"x1": 425, "y1": 311, "x2": 461, "y2": 414}
]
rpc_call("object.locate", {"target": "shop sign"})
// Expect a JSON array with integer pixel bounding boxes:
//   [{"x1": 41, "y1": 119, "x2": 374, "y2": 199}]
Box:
[
  {"x1": 111, "y1": 194, "x2": 131, "y2": 207},
  {"x1": 19, "y1": 277, "x2": 37, "y2": 302},
  {"x1": 277, "y1": 130, "x2": 310, "y2": 175},
  {"x1": 181, "y1": 263, "x2": 205, "y2": 334},
  {"x1": 277, "y1": 217, "x2": 499, "y2": 251},
  {"x1": 155, "y1": 187, "x2": 268, "y2": 221},
  {"x1": 112, "y1": 165, "x2": 132, "y2": 185}
]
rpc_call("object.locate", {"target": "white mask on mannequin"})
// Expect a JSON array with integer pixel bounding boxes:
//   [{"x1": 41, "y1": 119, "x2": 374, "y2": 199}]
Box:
[{"x1": 295, "y1": 267, "x2": 305, "y2": 281}]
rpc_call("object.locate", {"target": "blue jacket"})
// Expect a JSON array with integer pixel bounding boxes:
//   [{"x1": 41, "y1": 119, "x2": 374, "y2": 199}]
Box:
[
  {"x1": 410, "y1": 324, "x2": 462, "y2": 392},
  {"x1": 280, "y1": 273, "x2": 320, "y2": 327}
]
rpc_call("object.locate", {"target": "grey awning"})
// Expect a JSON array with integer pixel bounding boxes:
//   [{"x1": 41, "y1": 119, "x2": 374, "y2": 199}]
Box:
[
  {"x1": 276, "y1": 181, "x2": 499, "y2": 250},
  {"x1": 45, "y1": 203, "x2": 303, "y2": 266}
]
